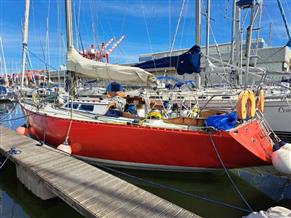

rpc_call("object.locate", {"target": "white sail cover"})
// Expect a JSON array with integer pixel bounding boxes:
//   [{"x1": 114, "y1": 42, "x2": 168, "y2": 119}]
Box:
[{"x1": 67, "y1": 48, "x2": 156, "y2": 84}]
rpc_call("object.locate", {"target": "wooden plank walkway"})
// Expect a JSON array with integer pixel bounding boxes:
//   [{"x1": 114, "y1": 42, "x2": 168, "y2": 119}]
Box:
[{"x1": 0, "y1": 126, "x2": 199, "y2": 218}]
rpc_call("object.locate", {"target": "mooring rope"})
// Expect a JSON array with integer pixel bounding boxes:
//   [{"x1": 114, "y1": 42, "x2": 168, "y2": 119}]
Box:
[
  {"x1": 0, "y1": 147, "x2": 21, "y2": 169},
  {"x1": 205, "y1": 125, "x2": 254, "y2": 212}
]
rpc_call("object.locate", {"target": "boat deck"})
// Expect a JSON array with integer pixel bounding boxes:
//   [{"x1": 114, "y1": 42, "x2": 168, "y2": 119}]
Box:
[{"x1": 0, "y1": 126, "x2": 198, "y2": 218}]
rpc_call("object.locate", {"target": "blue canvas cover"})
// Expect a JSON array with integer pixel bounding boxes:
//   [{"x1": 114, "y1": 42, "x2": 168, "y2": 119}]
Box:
[
  {"x1": 105, "y1": 109, "x2": 122, "y2": 117},
  {"x1": 0, "y1": 86, "x2": 7, "y2": 95},
  {"x1": 106, "y1": 82, "x2": 123, "y2": 92},
  {"x1": 236, "y1": 0, "x2": 260, "y2": 8},
  {"x1": 135, "y1": 45, "x2": 201, "y2": 75},
  {"x1": 156, "y1": 76, "x2": 179, "y2": 82},
  {"x1": 205, "y1": 112, "x2": 237, "y2": 131}
]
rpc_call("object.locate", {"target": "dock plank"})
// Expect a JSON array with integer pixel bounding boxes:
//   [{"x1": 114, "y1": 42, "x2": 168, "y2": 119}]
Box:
[{"x1": 0, "y1": 126, "x2": 199, "y2": 218}]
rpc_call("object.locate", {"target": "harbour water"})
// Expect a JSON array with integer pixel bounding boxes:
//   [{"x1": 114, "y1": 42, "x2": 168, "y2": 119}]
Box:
[{"x1": 0, "y1": 103, "x2": 290, "y2": 218}]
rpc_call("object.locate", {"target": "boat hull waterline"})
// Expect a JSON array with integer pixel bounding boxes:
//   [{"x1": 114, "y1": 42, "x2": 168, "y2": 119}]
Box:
[{"x1": 22, "y1": 105, "x2": 273, "y2": 171}]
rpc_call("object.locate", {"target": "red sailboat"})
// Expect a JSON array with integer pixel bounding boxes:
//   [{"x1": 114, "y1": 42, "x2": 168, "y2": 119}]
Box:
[
  {"x1": 20, "y1": 99, "x2": 274, "y2": 171},
  {"x1": 18, "y1": 0, "x2": 290, "y2": 173}
]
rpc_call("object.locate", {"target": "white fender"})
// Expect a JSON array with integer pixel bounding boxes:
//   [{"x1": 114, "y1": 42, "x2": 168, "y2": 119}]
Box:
[
  {"x1": 272, "y1": 142, "x2": 291, "y2": 175},
  {"x1": 245, "y1": 206, "x2": 291, "y2": 218},
  {"x1": 57, "y1": 140, "x2": 72, "y2": 154},
  {"x1": 180, "y1": 110, "x2": 189, "y2": 118},
  {"x1": 57, "y1": 94, "x2": 64, "y2": 104}
]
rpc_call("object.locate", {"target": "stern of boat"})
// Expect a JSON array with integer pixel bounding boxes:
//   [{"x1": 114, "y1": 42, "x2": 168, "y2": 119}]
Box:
[{"x1": 229, "y1": 118, "x2": 273, "y2": 165}]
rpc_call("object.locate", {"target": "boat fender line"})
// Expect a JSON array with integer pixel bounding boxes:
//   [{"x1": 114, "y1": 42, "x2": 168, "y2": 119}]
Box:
[
  {"x1": 256, "y1": 89, "x2": 265, "y2": 113},
  {"x1": 57, "y1": 100, "x2": 73, "y2": 155},
  {"x1": 272, "y1": 141, "x2": 291, "y2": 174},
  {"x1": 237, "y1": 90, "x2": 256, "y2": 120}
]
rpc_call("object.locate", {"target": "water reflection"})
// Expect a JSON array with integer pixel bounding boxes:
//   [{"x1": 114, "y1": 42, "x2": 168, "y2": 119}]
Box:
[{"x1": 0, "y1": 161, "x2": 83, "y2": 218}]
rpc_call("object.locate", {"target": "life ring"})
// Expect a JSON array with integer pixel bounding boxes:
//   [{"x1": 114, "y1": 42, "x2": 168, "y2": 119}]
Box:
[
  {"x1": 256, "y1": 89, "x2": 265, "y2": 113},
  {"x1": 237, "y1": 90, "x2": 256, "y2": 120}
]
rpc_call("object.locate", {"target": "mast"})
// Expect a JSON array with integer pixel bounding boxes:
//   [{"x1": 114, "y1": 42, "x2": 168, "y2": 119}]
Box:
[
  {"x1": 244, "y1": 6, "x2": 255, "y2": 88},
  {"x1": 205, "y1": 0, "x2": 210, "y2": 87},
  {"x1": 65, "y1": 0, "x2": 74, "y2": 52},
  {"x1": 230, "y1": 0, "x2": 236, "y2": 65},
  {"x1": 0, "y1": 37, "x2": 7, "y2": 79},
  {"x1": 253, "y1": 0, "x2": 263, "y2": 67},
  {"x1": 195, "y1": 0, "x2": 201, "y2": 89},
  {"x1": 46, "y1": 16, "x2": 51, "y2": 84},
  {"x1": 236, "y1": 6, "x2": 242, "y2": 86},
  {"x1": 276, "y1": 0, "x2": 291, "y2": 47},
  {"x1": 238, "y1": 0, "x2": 260, "y2": 88},
  {"x1": 195, "y1": 0, "x2": 201, "y2": 46},
  {"x1": 21, "y1": 0, "x2": 30, "y2": 88},
  {"x1": 229, "y1": 0, "x2": 236, "y2": 86}
]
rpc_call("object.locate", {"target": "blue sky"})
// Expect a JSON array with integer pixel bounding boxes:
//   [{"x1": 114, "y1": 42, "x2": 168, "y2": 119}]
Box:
[{"x1": 0, "y1": 0, "x2": 290, "y2": 73}]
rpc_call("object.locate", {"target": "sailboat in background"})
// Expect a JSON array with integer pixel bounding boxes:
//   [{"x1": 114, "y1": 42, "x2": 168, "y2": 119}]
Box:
[
  {"x1": 134, "y1": 0, "x2": 291, "y2": 142},
  {"x1": 0, "y1": 36, "x2": 15, "y2": 102}
]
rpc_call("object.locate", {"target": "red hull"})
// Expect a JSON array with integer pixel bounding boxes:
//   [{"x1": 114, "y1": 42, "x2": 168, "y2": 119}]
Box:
[{"x1": 22, "y1": 106, "x2": 273, "y2": 171}]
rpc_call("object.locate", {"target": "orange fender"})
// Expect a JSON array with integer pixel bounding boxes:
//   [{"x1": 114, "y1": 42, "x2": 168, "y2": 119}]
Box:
[{"x1": 16, "y1": 126, "x2": 29, "y2": 136}]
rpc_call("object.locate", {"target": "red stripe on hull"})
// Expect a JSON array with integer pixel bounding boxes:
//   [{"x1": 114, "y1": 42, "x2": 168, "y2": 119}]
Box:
[{"x1": 23, "y1": 107, "x2": 273, "y2": 170}]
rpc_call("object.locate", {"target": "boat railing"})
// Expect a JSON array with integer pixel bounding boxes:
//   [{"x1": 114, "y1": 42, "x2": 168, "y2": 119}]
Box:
[
  {"x1": 194, "y1": 93, "x2": 239, "y2": 119},
  {"x1": 256, "y1": 110, "x2": 281, "y2": 143}
]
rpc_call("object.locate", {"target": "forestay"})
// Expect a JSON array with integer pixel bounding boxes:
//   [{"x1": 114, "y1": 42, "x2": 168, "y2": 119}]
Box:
[{"x1": 67, "y1": 48, "x2": 156, "y2": 84}]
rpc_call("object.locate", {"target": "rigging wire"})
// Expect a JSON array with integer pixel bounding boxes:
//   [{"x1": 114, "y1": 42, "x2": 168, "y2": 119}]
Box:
[
  {"x1": 201, "y1": 2, "x2": 232, "y2": 86},
  {"x1": 140, "y1": 0, "x2": 157, "y2": 72},
  {"x1": 77, "y1": 0, "x2": 82, "y2": 50},
  {"x1": 170, "y1": 0, "x2": 186, "y2": 53},
  {"x1": 178, "y1": 0, "x2": 188, "y2": 50},
  {"x1": 224, "y1": 0, "x2": 230, "y2": 19},
  {"x1": 89, "y1": 0, "x2": 97, "y2": 47},
  {"x1": 75, "y1": 1, "x2": 85, "y2": 53},
  {"x1": 26, "y1": 48, "x2": 58, "y2": 71}
]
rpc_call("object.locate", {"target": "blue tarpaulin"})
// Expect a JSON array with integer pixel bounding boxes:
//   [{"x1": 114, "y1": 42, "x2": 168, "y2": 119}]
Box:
[
  {"x1": 156, "y1": 76, "x2": 195, "y2": 89},
  {"x1": 106, "y1": 82, "x2": 123, "y2": 92},
  {"x1": 236, "y1": 0, "x2": 260, "y2": 8},
  {"x1": 135, "y1": 45, "x2": 201, "y2": 75},
  {"x1": 205, "y1": 112, "x2": 237, "y2": 131},
  {"x1": 0, "y1": 86, "x2": 7, "y2": 95}
]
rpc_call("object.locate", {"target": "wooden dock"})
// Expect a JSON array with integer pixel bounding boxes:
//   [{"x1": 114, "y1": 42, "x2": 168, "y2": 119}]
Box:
[{"x1": 0, "y1": 126, "x2": 198, "y2": 218}]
